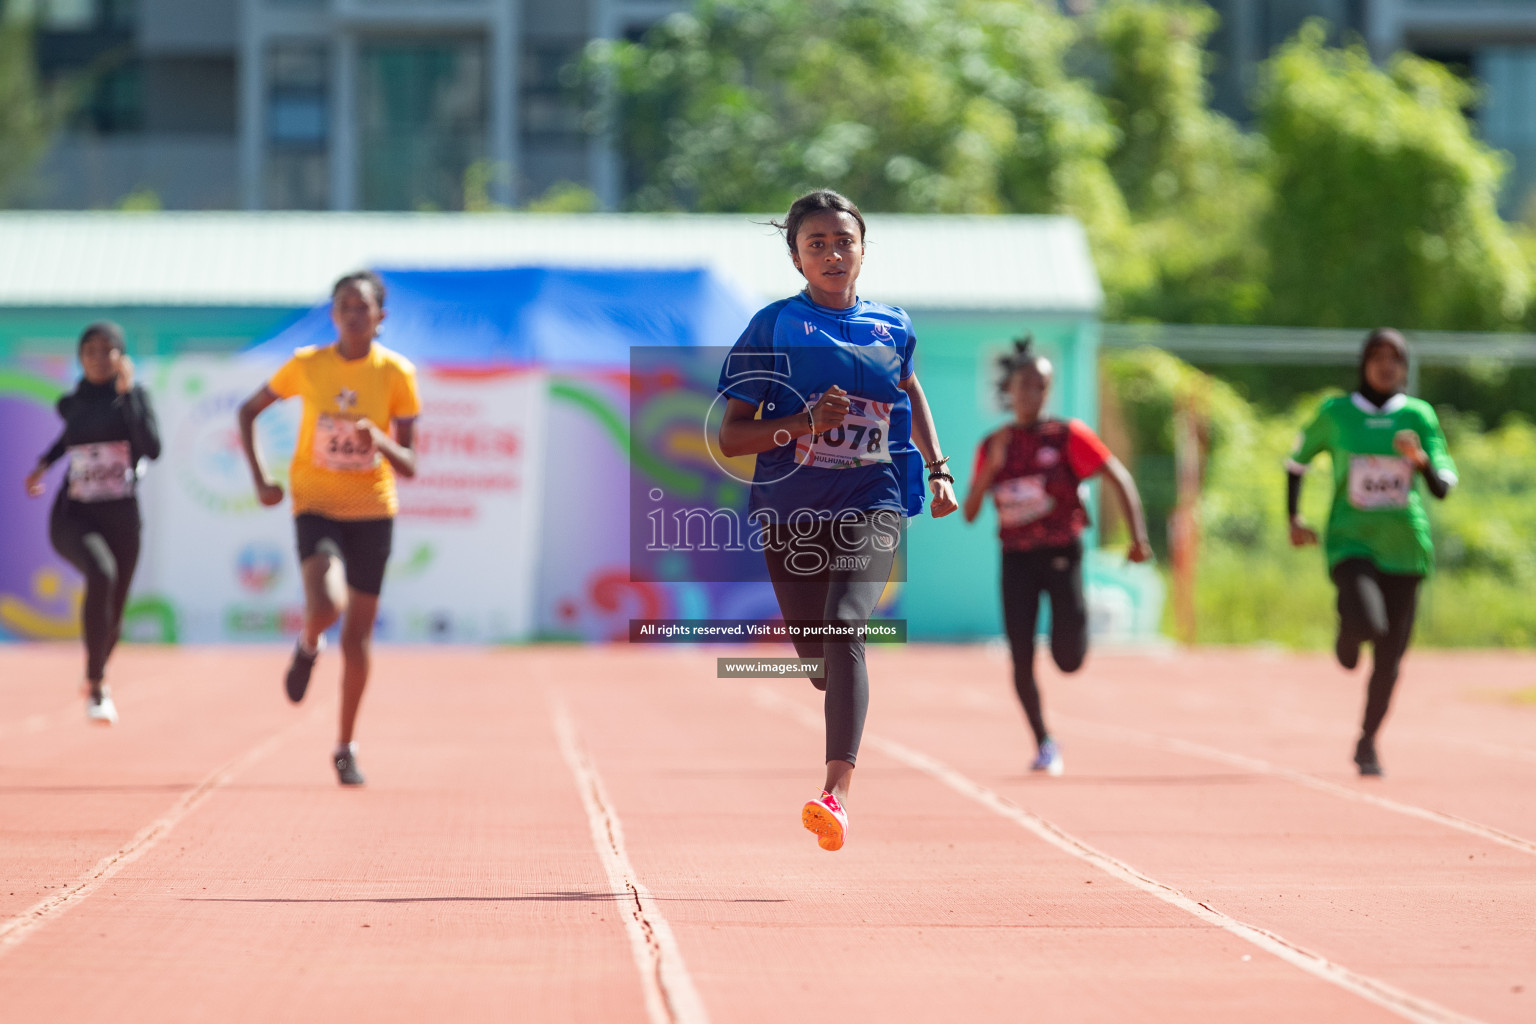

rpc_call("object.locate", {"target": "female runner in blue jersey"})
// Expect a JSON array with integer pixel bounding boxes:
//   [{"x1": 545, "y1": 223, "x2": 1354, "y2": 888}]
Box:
[{"x1": 717, "y1": 190, "x2": 958, "y2": 852}]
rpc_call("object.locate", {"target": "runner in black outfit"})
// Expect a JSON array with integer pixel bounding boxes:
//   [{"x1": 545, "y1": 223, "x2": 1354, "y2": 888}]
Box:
[{"x1": 24, "y1": 322, "x2": 161, "y2": 725}]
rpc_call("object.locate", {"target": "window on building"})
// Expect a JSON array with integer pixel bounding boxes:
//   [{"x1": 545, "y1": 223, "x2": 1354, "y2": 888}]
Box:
[
  {"x1": 27, "y1": 0, "x2": 140, "y2": 131},
  {"x1": 16, "y1": 0, "x2": 136, "y2": 30},
  {"x1": 1478, "y1": 46, "x2": 1536, "y2": 218},
  {"x1": 521, "y1": 39, "x2": 584, "y2": 142},
  {"x1": 357, "y1": 35, "x2": 486, "y2": 210},
  {"x1": 265, "y1": 39, "x2": 330, "y2": 210},
  {"x1": 85, "y1": 59, "x2": 141, "y2": 131},
  {"x1": 40, "y1": 0, "x2": 95, "y2": 29},
  {"x1": 101, "y1": 0, "x2": 132, "y2": 30}
]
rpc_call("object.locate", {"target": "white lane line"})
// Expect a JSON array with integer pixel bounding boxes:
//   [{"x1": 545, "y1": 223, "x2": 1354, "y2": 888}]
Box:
[
  {"x1": 0, "y1": 712, "x2": 310, "y2": 955},
  {"x1": 753, "y1": 687, "x2": 1486, "y2": 1024},
  {"x1": 917, "y1": 676, "x2": 1536, "y2": 857},
  {"x1": 550, "y1": 699, "x2": 709, "y2": 1024},
  {"x1": 1055, "y1": 713, "x2": 1536, "y2": 858}
]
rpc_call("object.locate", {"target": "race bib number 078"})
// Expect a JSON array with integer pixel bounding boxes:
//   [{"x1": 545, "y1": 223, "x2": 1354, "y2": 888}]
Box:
[
  {"x1": 1348, "y1": 455, "x2": 1412, "y2": 510},
  {"x1": 795, "y1": 394, "x2": 893, "y2": 470},
  {"x1": 312, "y1": 414, "x2": 378, "y2": 472}
]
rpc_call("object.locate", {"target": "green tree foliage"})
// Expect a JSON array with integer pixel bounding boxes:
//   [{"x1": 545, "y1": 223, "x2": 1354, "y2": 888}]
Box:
[
  {"x1": 583, "y1": 0, "x2": 1122, "y2": 225},
  {"x1": 1102, "y1": 347, "x2": 1259, "y2": 556},
  {"x1": 581, "y1": 0, "x2": 1262, "y2": 321},
  {"x1": 1091, "y1": 0, "x2": 1267, "y2": 323},
  {"x1": 1260, "y1": 23, "x2": 1530, "y2": 330},
  {"x1": 0, "y1": 21, "x2": 58, "y2": 204},
  {"x1": 589, "y1": 3, "x2": 1531, "y2": 333},
  {"x1": 1106, "y1": 351, "x2": 1536, "y2": 647}
]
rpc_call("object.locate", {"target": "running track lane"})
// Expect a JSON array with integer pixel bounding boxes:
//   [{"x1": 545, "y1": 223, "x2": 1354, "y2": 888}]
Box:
[
  {"x1": 555, "y1": 650, "x2": 1410, "y2": 1023},
  {"x1": 0, "y1": 646, "x2": 650, "y2": 1024},
  {"x1": 839, "y1": 646, "x2": 1536, "y2": 1023},
  {"x1": 1, "y1": 646, "x2": 1532, "y2": 1022}
]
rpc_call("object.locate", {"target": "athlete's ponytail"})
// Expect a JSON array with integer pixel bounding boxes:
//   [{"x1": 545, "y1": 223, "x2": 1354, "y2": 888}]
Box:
[{"x1": 996, "y1": 334, "x2": 1036, "y2": 396}]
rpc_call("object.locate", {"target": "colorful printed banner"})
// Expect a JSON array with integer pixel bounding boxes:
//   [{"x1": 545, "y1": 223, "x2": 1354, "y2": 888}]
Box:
[
  {"x1": 1, "y1": 357, "x2": 544, "y2": 644},
  {"x1": 1, "y1": 355, "x2": 1160, "y2": 646}
]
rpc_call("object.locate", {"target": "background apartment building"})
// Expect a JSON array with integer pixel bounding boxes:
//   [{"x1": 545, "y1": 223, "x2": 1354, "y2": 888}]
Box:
[
  {"x1": 1205, "y1": 0, "x2": 1536, "y2": 216},
  {"x1": 10, "y1": 0, "x2": 1536, "y2": 215},
  {"x1": 12, "y1": 0, "x2": 683, "y2": 211}
]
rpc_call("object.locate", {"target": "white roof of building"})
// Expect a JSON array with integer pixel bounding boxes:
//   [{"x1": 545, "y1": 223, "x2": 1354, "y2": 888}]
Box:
[{"x1": 0, "y1": 212, "x2": 1101, "y2": 314}]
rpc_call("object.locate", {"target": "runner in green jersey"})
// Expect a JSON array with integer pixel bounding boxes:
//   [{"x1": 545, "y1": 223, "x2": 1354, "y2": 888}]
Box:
[{"x1": 1286, "y1": 328, "x2": 1456, "y2": 776}]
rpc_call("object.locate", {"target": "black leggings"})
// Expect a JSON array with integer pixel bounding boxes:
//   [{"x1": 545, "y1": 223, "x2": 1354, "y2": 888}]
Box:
[
  {"x1": 762, "y1": 512, "x2": 901, "y2": 765},
  {"x1": 1001, "y1": 544, "x2": 1088, "y2": 745},
  {"x1": 50, "y1": 496, "x2": 141, "y2": 684},
  {"x1": 1332, "y1": 558, "x2": 1421, "y2": 740}
]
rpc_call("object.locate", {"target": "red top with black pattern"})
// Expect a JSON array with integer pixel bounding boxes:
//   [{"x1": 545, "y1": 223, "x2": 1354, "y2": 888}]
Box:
[{"x1": 973, "y1": 418, "x2": 1112, "y2": 551}]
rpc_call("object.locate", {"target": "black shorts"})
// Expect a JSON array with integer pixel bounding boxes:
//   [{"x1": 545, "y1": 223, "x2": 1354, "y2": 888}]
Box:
[{"x1": 294, "y1": 513, "x2": 394, "y2": 596}]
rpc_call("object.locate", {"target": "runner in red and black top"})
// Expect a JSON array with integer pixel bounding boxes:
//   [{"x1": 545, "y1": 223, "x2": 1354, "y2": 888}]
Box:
[{"x1": 963, "y1": 338, "x2": 1151, "y2": 775}]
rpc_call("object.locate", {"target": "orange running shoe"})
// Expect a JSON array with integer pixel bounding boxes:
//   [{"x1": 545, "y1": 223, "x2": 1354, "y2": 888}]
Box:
[{"x1": 801, "y1": 790, "x2": 848, "y2": 851}]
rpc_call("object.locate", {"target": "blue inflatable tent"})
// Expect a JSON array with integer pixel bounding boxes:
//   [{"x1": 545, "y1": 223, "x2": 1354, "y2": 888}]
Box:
[{"x1": 242, "y1": 266, "x2": 759, "y2": 366}]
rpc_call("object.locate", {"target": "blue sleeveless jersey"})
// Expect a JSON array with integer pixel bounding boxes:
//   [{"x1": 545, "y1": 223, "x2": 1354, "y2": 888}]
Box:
[{"x1": 716, "y1": 292, "x2": 924, "y2": 521}]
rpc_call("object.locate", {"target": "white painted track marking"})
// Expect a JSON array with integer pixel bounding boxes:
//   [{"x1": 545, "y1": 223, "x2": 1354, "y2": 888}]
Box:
[
  {"x1": 754, "y1": 687, "x2": 1487, "y2": 1024},
  {"x1": 0, "y1": 712, "x2": 311, "y2": 955},
  {"x1": 1056, "y1": 713, "x2": 1536, "y2": 857},
  {"x1": 550, "y1": 699, "x2": 710, "y2": 1024}
]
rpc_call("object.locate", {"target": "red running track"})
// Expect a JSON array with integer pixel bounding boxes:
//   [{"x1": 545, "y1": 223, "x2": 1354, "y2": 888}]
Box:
[{"x1": 0, "y1": 644, "x2": 1532, "y2": 1023}]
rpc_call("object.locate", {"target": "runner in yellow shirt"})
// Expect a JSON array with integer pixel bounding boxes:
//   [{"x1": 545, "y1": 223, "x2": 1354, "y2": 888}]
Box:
[{"x1": 236, "y1": 271, "x2": 421, "y2": 786}]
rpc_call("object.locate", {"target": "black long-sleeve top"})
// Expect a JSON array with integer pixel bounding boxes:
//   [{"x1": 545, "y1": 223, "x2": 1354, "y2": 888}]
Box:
[{"x1": 38, "y1": 379, "x2": 162, "y2": 472}]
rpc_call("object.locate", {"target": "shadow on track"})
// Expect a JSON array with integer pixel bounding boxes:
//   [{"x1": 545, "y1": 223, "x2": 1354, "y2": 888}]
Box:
[{"x1": 183, "y1": 891, "x2": 789, "y2": 904}]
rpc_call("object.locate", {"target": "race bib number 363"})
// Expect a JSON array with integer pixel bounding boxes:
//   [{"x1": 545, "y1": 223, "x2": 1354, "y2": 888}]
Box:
[
  {"x1": 312, "y1": 414, "x2": 378, "y2": 472},
  {"x1": 794, "y1": 394, "x2": 893, "y2": 470},
  {"x1": 1348, "y1": 455, "x2": 1412, "y2": 510},
  {"x1": 66, "y1": 441, "x2": 134, "y2": 502}
]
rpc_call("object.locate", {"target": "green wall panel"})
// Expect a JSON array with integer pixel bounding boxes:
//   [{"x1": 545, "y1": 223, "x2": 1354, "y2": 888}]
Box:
[{"x1": 903, "y1": 312, "x2": 1100, "y2": 639}]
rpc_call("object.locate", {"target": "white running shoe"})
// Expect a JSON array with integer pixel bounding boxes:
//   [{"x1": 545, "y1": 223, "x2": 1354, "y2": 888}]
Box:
[
  {"x1": 86, "y1": 686, "x2": 118, "y2": 726},
  {"x1": 1030, "y1": 738, "x2": 1063, "y2": 776}
]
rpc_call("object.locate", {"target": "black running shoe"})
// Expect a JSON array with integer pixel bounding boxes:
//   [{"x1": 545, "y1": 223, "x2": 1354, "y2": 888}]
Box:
[
  {"x1": 1354, "y1": 736, "x2": 1382, "y2": 777},
  {"x1": 285, "y1": 639, "x2": 321, "y2": 704},
  {"x1": 334, "y1": 749, "x2": 366, "y2": 787}
]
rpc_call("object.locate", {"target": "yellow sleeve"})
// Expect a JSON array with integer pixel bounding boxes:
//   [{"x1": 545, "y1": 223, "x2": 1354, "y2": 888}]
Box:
[
  {"x1": 391, "y1": 362, "x2": 422, "y2": 420},
  {"x1": 268, "y1": 355, "x2": 303, "y2": 400}
]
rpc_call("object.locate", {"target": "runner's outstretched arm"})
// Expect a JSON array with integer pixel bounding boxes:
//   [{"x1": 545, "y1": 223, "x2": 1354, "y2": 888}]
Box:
[
  {"x1": 1393, "y1": 429, "x2": 1453, "y2": 500},
  {"x1": 24, "y1": 428, "x2": 66, "y2": 497},
  {"x1": 718, "y1": 392, "x2": 846, "y2": 458},
  {"x1": 114, "y1": 356, "x2": 161, "y2": 461},
  {"x1": 237, "y1": 385, "x2": 285, "y2": 507},
  {"x1": 357, "y1": 416, "x2": 417, "y2": 478},
  {"x1": 1286, "y1": 469, "x2": 1317, "y2": 546},
  {"x1": 1100, "y1": 456, "x2": 1152, "y2": 562},
  {"x1": 962, "y1": 429, "x2": 1009, "y2": 523},
  {"x1": 899, "y1": 373, "x2": 958, "y2": 517}
]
